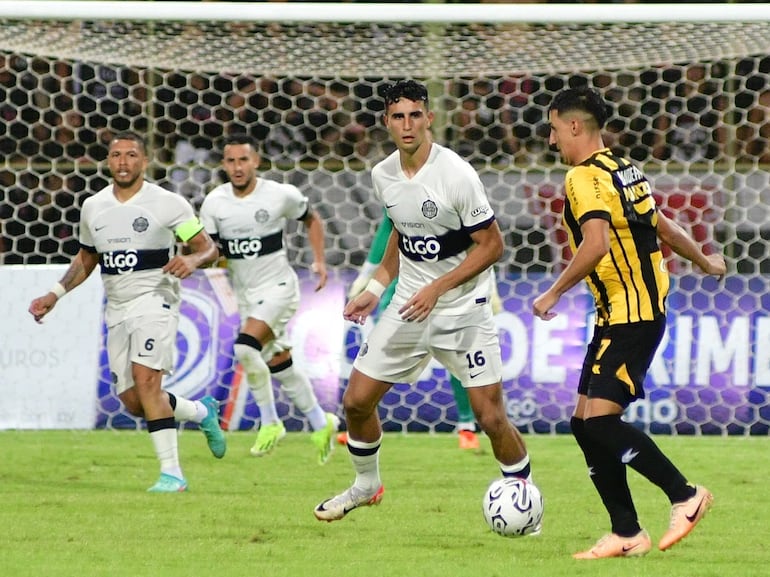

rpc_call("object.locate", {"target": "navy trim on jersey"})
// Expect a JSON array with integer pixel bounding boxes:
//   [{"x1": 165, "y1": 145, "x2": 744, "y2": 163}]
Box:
[
  {"x1": 99, "y1": 249, "x2": 170, "y2": 275},
  {"x1": 80, "y1": 243, "x2": 97, "y2": 253},
  {"x1": 220, "y1": 230, "x2": 283, "y2": 259},
  {"x1": 296, "y1": 206, "x2": 310, "y2": 221},
  {"x1": 464, "y1": 214, "x2": 496, "y2": 234}
]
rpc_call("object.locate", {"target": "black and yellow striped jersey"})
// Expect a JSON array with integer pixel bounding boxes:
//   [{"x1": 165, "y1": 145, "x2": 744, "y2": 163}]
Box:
[{"x1": 563, "y1": 148, "x2": 669, "y2": 325}]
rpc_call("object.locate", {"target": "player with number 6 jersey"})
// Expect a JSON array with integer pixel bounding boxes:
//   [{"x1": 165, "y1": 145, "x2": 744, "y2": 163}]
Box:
[{"x1": 29, "y1": 132, "x2": 225, "y2": 492}]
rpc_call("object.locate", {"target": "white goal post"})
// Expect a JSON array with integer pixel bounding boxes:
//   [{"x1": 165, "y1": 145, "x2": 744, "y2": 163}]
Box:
[
  {"x1": 1, "y1": 1, "x2": 768, "y2": 435},
  {"x1": 3, "y1": 1, "x2": 770, "y2": 23}
]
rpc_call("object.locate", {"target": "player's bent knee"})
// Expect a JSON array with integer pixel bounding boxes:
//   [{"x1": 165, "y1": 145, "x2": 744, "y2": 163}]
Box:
[
  {"x1": 119, "y1": 394, "x2": 144, "y2": 417},
  {"x1": 341, "y1": 391, "x2": 377, "y2": 422},
  {"x1": 475, "y1": 410, "x2": 508, "y2": 437}
]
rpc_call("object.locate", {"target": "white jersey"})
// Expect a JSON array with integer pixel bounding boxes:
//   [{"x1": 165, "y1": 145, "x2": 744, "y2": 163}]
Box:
[
  {"x1": 372, "y1": 143, "x2": 495, "y2": 315},
  {"x1": 79, "y1": 181, "x2": 200, "y2": 326},
  {"x1": 199, "y1": 178, "x2": 307, "y2": 299}
]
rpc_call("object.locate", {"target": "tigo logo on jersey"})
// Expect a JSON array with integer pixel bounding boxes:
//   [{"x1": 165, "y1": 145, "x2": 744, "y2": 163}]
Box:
[
  {"x1": 226, "y1": 238, "x2": 263, "y2": 259},
  {"x1": 102, "y1": 250, "x2": 139, "y2": 274},
  {"x1": 400, "y1": 234, "x2": 441, "y2": 262}
]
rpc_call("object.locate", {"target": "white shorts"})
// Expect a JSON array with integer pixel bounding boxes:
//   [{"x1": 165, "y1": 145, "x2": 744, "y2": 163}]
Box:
[
  {"x1": 354, "y1": 303, "x2": 502, "y2": 388},
  {"x1": 107, "y1": 308, "x2": 179, "y2": 395},
  {"x1": 239, "y1": 277, "x2": 299, "y2": 359}
]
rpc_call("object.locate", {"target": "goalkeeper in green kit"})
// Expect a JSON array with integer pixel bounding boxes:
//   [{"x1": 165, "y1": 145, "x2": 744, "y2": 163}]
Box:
[{"x1": 343, "y1": 209, "x2": 503, "y2": 450}]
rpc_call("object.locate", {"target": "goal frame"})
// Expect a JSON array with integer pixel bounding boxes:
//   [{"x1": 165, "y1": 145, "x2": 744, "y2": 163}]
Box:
[
  {"x1": 2, "y1": 1, "x2": 768, "y2": 435},
  {"x1": 2, "y1": 1, "x2": 770, "y2": 24}
]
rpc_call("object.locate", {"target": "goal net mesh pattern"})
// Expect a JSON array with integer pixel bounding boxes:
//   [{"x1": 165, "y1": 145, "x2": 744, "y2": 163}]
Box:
[{"x1": 2, "y1": 13, "x2": 768, "y2": 435}]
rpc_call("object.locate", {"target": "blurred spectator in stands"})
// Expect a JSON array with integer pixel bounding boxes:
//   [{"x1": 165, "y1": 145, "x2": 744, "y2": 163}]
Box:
[
  {"x1": 735, "y1": 56, "x2": 770, "y2": 165},
  {"x1": 651, "y1": 64, "x2": 725, "y2": 164}
]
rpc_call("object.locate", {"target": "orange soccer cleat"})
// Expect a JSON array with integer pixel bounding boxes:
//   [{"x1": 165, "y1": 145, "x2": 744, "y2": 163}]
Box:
[
  {"x1": 573, "y1": 530, "x2": 651, "y2": 559},
  {"x1": 458, "y1": 429, "x2": 480, "y2": 450},
  {"x1": 658, "y1": 485, "x2": 713, "y2": 551}
]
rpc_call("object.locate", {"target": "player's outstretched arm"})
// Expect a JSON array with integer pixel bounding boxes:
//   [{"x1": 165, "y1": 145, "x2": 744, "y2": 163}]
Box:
[
  {"x1": 348, "y1": 214, "x2": 393, "y2": 298},
  {"x1": 533, "y1": 217, "x2": 609, "y2": 321},
  {"x1": 656, "y1": 211, "x2": 726, "y2": 277},
  {"x1": 344, "y1": 229, "x2": 400, "y2": 325},
  {"x1": 28, "y1": 248, "x2": 99, "y2": 323},
  {"x1": 303, "y1": 208, "x2": 328, "y2": 291}
]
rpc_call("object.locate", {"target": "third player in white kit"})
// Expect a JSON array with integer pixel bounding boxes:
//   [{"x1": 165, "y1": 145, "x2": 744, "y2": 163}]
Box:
[{"x1": 199, "y1": 134, "x2": 339, "y2": 464}]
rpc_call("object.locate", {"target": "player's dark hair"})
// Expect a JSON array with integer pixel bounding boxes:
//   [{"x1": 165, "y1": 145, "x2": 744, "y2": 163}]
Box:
[
  {"x1": 382, "y1": 79, "x2": 429, "y2": 110},
  {"x1": 110, "y1": 131, "x2": 147, "y2": 155},
  {"x1": 548, "y1": 86, "x2": 610, "y2": 129},
  {"x1": 223, "y1": 133, "x2": 258, "y2": 151}
]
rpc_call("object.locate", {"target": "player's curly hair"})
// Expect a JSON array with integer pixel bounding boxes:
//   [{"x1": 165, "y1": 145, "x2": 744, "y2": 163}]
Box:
[
  {"x1": 381, "y1": 79, "x2": 429, "y2": 109},
  {"x1": 548, "y1": 86, "x2": 611, "y2": 129}
]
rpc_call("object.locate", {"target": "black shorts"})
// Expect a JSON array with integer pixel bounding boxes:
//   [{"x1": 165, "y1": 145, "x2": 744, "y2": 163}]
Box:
[{"x1": 577, "y1": 316, "x2": 666, "y2": 408}]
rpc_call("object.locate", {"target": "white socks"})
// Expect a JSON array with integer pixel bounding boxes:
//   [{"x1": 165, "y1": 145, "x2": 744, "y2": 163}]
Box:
[
  {"x1": 235, "y1": 342, "x2": 279, "y2": 425},
  {"x1": 348, "y1": 435, "x2": 382, "y2": 492},
  {"x1": 149, "y1": 427, "x2": 183, "y2": 480},
  {"x1": 271, "y1": 363, "x2": 326, "y2": 430}
]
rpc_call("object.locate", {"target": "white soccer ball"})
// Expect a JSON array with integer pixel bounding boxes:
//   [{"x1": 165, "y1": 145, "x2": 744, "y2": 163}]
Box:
[{"x1": 482, "y1": 477, "x2": 544, "y2": 537}]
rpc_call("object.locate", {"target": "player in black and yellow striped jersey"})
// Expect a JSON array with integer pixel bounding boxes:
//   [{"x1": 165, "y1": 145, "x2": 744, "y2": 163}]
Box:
[
  {"x1": 534, "y1": 87, "x2": 726, "y2": 559},
  {"x1": 563, "y1": 148, "x2": 669, "y2": 326}
]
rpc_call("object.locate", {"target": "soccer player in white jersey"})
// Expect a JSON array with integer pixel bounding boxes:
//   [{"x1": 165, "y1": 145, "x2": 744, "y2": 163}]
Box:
[
  {"x1": 199, "y1": 134, "x2": 339, "y2": 464},
  {"x1": 29, "y1": 132, "x2": 224, "y2": 493},
  {"x1": 314, "y1": 80, "x2": 533, "y2": 521}
]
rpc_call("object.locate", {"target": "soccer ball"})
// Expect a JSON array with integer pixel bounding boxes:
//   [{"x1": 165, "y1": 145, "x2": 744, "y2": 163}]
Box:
[{"x1": 482, "y1": 477, "x2": 544, "y2": 537}]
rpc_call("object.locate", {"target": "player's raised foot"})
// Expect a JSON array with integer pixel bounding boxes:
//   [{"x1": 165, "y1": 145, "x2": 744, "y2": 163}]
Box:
[
  {"x1": 458, "y1": 429, "x2": 480, "y2": 450},
  {"x1": 573, "y1": 530, "x2": 651, "y2": 559},
  {"x1": 310, "y1": 413, "x2": 341, "y2": 465},
  {"x1": 250, "y1": 422, "x2": 287, "y2": 456},
  {"x1": 199, "y1": 395, "x2": 227, "y2": 459},
  {"x1": 147, "y1": 473, "x2": 188, "y2": 493},
  {"x1": 658, "y1": 485, "x2": 713, "y2": 551},
  {"x1": 314, "y1": 485, "x2": 385, "y2": 522}
]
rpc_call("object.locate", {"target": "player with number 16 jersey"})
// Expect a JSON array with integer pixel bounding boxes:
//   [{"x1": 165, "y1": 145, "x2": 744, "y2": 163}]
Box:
[
  {"x1": 314, "y1": 80, "x2": 533, "y2": 523},
  {"x1": 373, "y1": 141, "x2": 494, "y2": 316}
]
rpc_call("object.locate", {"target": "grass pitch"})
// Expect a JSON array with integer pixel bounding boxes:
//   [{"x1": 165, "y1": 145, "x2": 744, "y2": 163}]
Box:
[{"x1": 0, "y1": 430, "x2": 766, "y2": 577}]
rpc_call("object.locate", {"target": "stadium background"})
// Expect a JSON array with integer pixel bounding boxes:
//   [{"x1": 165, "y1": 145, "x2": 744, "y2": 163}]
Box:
[{"x1": 1, "y1": 2, "x2": 769, "y2": 435}]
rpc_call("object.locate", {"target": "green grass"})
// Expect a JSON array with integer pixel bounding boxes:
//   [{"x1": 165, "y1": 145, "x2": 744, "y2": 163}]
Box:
[{"x1": 0, "y1": 431, "x2": 766, "y2": 577}]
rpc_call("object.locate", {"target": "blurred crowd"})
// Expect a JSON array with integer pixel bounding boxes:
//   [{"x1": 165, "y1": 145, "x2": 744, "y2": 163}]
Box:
[{"x1": 1, "y1": 44, "x2": 768, "y2": 265}]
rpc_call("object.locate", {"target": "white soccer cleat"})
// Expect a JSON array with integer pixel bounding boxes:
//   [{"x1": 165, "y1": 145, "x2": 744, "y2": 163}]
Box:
[{"x1": 314, "y1": 485, "x2": 385, "y2": 522}]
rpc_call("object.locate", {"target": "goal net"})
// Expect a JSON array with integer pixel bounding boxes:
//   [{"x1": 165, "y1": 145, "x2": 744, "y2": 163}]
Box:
[{"x1": 2, "y1": 2, "x2": 768, "y2": 435}]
